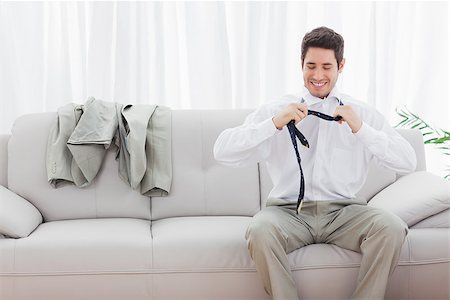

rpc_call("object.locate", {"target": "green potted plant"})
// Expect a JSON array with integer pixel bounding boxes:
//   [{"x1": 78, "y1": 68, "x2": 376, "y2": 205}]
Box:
[{"x1": 395, "y1": 107, "x2": 449, "y2": 180}]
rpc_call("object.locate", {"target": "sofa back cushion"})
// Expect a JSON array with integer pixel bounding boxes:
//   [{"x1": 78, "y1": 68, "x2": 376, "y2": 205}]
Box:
[
  {"x1": 8, "y1": 113, "x2": 151, "y2": 222},
  {"x1": 150, "y1": 110, "x2": 261, "y2": 220}
]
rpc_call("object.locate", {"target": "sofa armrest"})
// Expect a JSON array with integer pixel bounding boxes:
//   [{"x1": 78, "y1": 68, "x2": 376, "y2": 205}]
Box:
[
  {"x1": 0, "y1": 185, "x2": 43, "y2": 238},
  {"x1": 368, "y1": 171, "x2": 450, "y2": 227}
]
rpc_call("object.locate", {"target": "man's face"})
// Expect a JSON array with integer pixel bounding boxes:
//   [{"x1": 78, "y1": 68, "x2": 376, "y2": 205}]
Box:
[{"x1": 302, "y1": 47, "x2": 345, "y2": 98}]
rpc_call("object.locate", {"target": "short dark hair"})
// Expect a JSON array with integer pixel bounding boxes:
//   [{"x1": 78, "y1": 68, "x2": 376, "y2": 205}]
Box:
[{"x1": 301, "y1": 27, "x2": 344, "y2": 68}]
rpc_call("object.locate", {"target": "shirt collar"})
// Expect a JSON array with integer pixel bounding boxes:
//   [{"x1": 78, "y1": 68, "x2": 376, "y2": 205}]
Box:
[{"x1": 301, "y1": 86, "x2": 342, "y2": 106}]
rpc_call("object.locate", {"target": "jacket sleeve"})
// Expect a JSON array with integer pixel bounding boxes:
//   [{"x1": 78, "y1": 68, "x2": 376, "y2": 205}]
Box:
[
  {"x1": 213, "y1": 105, "x2": 278, "y2": 167},
  {"x1": 354, "y1": 110, "x2": 417, "y2": 175}
]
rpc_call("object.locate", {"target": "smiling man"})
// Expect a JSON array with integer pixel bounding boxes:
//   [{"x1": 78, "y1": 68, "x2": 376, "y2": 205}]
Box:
[{"x1": 214, "y1": 27, "x2": 417, "y2": 300}]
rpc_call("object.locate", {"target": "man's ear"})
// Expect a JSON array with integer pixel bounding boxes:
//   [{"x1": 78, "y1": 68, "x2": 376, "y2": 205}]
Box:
[{"x1": 338, "y1": 58, "x2": 346, "y2": 73}]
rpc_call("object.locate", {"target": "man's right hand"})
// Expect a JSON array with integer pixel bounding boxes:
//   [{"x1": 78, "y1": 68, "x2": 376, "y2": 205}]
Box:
[{"x1": 272, "y1": 103, "x2": 309, "y2": 130}]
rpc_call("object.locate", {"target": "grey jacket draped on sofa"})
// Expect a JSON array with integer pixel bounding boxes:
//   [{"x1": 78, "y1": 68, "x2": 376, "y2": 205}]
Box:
[{"x1": 46, "y1": 97, "x2": 172, "y2": 196}]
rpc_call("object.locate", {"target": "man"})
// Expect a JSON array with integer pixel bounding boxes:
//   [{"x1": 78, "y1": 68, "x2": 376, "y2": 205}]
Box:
[{"x1": 213, "y1": 27, "x2": 417, "y2": 300}]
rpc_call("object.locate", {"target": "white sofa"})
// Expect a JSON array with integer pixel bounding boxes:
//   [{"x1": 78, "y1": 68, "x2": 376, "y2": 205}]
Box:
[{"x1": 0, "y1": 109, "x2": 449, "y2": 300}]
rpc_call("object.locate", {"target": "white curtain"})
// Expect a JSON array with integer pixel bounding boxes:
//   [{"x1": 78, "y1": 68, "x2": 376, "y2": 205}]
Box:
[{"x1": 0, "y1": 1, "x2": 448, "y2": 172}]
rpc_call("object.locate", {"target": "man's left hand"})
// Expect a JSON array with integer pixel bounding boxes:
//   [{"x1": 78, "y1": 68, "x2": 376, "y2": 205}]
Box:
[{"x1": 333, "y1": 105, "x2": 362, "y2": 133}]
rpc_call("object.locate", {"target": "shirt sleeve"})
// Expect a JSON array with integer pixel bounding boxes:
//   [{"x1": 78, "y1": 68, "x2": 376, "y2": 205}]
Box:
[
  {"x1": 354, "y1": 111, "x2": 417, "y2": 175},
  {"x1": 213, "y1": 105, "x2": 279, "y2": 167}
]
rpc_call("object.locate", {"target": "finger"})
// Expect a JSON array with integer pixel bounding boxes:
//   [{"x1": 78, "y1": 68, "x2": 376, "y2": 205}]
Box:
[
  {"x1": 290, "y1": 111, "x2": 300, "y2": 122},
  {"x1": 298, "y1": 104, "x2": 308, "y2": 113},
  {"x1": 334, "y1": 112, "x2": 344, "y2": 119},
  {"x1": 298, "y1": 111, "x2": 306, "y2": 120},
  {"x1": 332, "y1": 109, "x2": 340, "y2": 118},
  {"x1": 289, "y1": 111, "x2": 298, "y2": 121}
]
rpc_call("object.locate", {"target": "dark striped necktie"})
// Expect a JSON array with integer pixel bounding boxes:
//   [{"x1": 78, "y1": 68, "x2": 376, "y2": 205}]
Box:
[{"x1": 286, "y1": 98, "x2": 344, "y2": 214}]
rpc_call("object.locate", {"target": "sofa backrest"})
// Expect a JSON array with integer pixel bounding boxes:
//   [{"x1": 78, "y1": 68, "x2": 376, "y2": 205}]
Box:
[
  {"x1": 5, "y1": 109, "x2": 262, "y2": 222},
  {"x1": 150, "y1": 110, "x2": 261, "y2": 220},
  {"x1": 7, "y1": 113, "x2": 151, "y2": 222},
  {"x1": 3, "y1": 109, "x2": 426, "y2": 222}
]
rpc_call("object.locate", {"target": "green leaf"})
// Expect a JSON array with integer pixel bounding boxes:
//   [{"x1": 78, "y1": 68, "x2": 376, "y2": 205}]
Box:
[
  {"x1": 395, "y1": 105, "x2": 450, "y2": 180},
  {"x1": 425, "y1": 138, "x2": 438, "y2": 144},
  {"x1": 435, "y1": 137, "x2": 450, "y2": 143}
]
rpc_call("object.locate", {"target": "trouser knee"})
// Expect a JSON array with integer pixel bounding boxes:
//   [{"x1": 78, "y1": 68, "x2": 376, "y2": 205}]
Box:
[
  {"x1": 246, "y1": 218, "x2": 287, "y2": 249},
  {"x1": 373, "y1": 212, "x2": 408, "y2": 246}
]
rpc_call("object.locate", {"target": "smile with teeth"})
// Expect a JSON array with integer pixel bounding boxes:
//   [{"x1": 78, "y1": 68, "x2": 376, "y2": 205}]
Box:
[{"x1": 312, "y1": 81, "x2": 326, "y2": 87}]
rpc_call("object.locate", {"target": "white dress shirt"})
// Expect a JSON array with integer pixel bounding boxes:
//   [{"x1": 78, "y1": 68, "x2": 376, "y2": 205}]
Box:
[{"x1": 213, "y1": 87, "x2": 417, "y2": 205}]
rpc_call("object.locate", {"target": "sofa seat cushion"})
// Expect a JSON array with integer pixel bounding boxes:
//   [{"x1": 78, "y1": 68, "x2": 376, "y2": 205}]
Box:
[
  {"x1": 0, "y1": 218, "x2": 152, "y2": 275},
  {"x1": 151, "y1": 216, "x2": 378, "y2": 273},
  {"x1": 151, "y1": 216, "x2": 450, "y2": 272},
  {"x1": 150, "y1": 217, "x2": 450, "y2": 300},
  {"x1": 152, "y1": 216, "x2": 390, "y2": 273},
  {"x1": 152, "y1": 216, "x2": 254, "y2": 271},
  {"x1": 405, "y1": 228, "x2": 450, "y2": 264}
]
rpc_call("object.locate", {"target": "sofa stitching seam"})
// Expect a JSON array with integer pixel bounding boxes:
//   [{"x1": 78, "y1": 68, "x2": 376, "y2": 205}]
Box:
[
  {"x1": 149, "y1": 219, "x2": 154, "y2": 298},
  {"x1": 407, "y1": 233, "x2": 412, "y2": 300},
  {"x1": 3, "y1": 258, "x2": 448, "y2": 277},
  {"x1": 257, "y1": 163, "x2": 262, "y2": 212},
  {"x1": 200, "y1": 112, "x2": 207, "y2": 215}
]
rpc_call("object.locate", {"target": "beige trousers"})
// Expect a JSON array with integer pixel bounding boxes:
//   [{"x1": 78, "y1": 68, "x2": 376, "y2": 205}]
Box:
[{"x1": 245, "y1": 199, "x2": 408, "y2": 300}]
